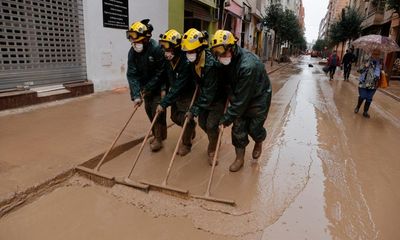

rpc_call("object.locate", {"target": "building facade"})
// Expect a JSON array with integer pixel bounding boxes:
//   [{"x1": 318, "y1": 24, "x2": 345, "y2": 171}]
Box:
[
  {"x1": 1, "y1": 0, "x2": 287, "y2": 109},
  {"x1": 0, "y1": 0, "x2": 169, "y2": 97},
  {"x1": 84, "y1": 0, "x2": 169, "y2": 91},
  {"x1": 319, "y1": 0, "x2": 399, "y2": 79},
  {"x1": 318, "y1": 12, "x2": 329, "y2": 39}
]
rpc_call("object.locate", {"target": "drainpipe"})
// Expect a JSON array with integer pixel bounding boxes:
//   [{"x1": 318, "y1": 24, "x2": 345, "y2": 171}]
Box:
[{"x1": 218, "y1": 0, "x2": 225, "y2": 29}]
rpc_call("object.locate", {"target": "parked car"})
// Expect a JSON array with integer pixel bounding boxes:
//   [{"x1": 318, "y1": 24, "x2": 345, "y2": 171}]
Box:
[{"x1": 311, "y1": 51, "x2": 318, "y2": 57}]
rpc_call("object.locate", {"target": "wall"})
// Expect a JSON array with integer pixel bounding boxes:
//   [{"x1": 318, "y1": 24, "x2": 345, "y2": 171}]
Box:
[
  {"x1": 169, "y1": 0, "x2": 184, "y2": 32},
  {"x1": 83, "y1": 0, "x2": 168, "y2": 91}
]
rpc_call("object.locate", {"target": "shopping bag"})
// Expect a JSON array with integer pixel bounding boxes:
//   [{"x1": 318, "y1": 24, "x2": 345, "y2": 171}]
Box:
[
  {"x1": 322, "y1": 66, "x2": 329, "y2": 74},
  {"x1": 378, "y1": 70, "x2": 388, "y2": 88}
]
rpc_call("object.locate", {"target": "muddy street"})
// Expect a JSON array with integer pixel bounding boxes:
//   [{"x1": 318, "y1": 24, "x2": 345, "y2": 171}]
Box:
[{"x1": 1, "y1": 56, "x2": 400, "y2": 239}]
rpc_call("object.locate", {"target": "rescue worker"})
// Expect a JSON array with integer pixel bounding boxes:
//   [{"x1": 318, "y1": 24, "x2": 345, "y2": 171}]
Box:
[
  {"x1": 126, "y1": 19, "x2": 167, "y2": 151},
  {"x1": 210, "y1": 30, "x2": 272, "y2": 172},
  {"x1": 156, "y1": 29, "x2": 197, "y2": 156},
  {"x1": 181, "y1": 28, "x2": 227, "y2": 165}
]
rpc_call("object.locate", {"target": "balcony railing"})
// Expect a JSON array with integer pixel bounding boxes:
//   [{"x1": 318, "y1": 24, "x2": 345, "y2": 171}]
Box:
[
  {"x1": 367, "y1": 0, "x2": 386, "y2": 16},
  {"x1": 257, "y1": 0, "x2": 262, "y2": 11},
  {"x1": 196, "y1": 0, "x2": 217, "y2": 8}
]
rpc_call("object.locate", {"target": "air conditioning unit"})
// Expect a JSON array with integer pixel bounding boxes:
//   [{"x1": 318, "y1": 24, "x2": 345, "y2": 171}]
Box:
[{"x1": 224, "y1": 0, "x2": 231, "y2": 7}]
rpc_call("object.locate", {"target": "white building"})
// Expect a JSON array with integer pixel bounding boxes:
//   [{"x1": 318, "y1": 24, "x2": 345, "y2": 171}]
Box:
[
  {"x1": 0, "y1": 0, "x2": 168, "y2": 93},
  {"x1": 83, "y1": 0, "x2": 168, "y2": 91}
]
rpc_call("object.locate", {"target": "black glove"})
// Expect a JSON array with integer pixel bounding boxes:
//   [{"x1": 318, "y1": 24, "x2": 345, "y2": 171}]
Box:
[
  {"x1": 185, "y1": 111, "x2": 194, "y2": 120},
  {"x1": 156, "y1": 105, "x2": 165, "y2": 114},
  {"x1": 219, "y1": 115, "x2": 233, "y2": 127}
]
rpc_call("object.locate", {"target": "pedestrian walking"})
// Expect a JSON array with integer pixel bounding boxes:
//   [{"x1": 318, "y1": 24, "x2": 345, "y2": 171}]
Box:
[
  {"x1": 181, "y1": 28, "x2": 227, "y2": 165},
  {"x1": 126, "y1": 19, "x2": 167, "y2": 151},
  {"x1": 354, "y1": 49, "x2": 382, "y2": 118},
  {"x1": 342, "y1": 49, "x2": 356, "y2": 81},
  {"x1": 327, "y1": 50, "x2": 340, "y2": 80},
  {"x1": 210, "y1": 30, "x2": 272, "y2": 172},
  {"x1": 156, "y1": 29, "x2": 197, "y2": 156}
]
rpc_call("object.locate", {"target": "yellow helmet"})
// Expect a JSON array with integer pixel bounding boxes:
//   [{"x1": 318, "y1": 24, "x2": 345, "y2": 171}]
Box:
[
  {"x1": 159, "y1": 29, "x2": 182, "y2": 49},
  {"x1": 181, "y1": 28, "x2": 207, "y2": 51},
  {"x1": 210, "y1": 30, "x2": 237, "y2": 56},
  {"x1": 126, "y1": 19, "x2": 153, "y2": 42}
]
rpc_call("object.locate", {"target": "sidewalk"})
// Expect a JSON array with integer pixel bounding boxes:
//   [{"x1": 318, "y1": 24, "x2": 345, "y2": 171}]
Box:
[
  {"x1": 0, "y1": 90, "x2": 155, "y2": 215},
  {"x1": 0, "y1": 61, "x2": 290, "y2": 216},
  {"x1": 265, "y1": 59, "x2": 294, "y2": 74},
  {"x1": 380, "y1": 80, "x2": 400, "y2": 101}
]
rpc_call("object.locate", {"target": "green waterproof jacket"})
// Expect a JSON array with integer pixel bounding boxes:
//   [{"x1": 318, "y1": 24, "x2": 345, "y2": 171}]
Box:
[
  {"x1": 126, "y1": 39, "x2": 166, "y2": 100},
  {"x1": 190, "y1": 49, "x2": 227, "y2": 116},
  {"x1": 160, "y1": 52, "x2": 196, "y2": 109},
  {"x1": 220, "y1": 46, "x2": 272, "y2": 125}
]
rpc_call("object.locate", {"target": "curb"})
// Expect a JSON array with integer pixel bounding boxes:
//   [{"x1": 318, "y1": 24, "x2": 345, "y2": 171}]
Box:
[
  {"x1": 378, "y1": 88, "x2": 400, "y2": 102},
  {"x1": 267, "y1": 62, "x2": 291, "y2": 75},
  {"x1": 0, "y1": 169, "x2": 74, "y2": 217},
  {"x1": 349, "y1": 72, "x2": 400, "y2": 102},
  {"x1": 0, "y1": 122, "x2": 175, "y2": 218}
]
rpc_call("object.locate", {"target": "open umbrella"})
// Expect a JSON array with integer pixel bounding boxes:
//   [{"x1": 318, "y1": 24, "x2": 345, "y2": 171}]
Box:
[{"x1": 352, "y1": 34, "x2": 400, "y2": 53}]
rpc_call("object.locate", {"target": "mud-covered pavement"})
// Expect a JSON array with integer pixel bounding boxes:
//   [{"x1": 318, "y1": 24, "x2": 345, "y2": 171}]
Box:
[{"x1": 1, "y1": 56, "x2": 400, "y2": 239}]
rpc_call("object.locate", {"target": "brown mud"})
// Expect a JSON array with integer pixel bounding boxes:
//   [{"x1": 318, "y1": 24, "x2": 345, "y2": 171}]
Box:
[{"x1": 1, "y1": 57, "x2": 400, "y2": 239}]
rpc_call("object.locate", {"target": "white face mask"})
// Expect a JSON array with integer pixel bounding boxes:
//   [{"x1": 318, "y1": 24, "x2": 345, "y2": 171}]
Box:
[
  {"x1": 218, "y1": 57, "x2": 231, "y2": 65},
  {"x1": 164, "y1": 52, "x2": 174, "y2": 61},
  {"x1": 133, "y1": 43, "x2": 144, "y2": 53},
  {"x1": 186, "y1": 53, "x2": 197, "y2": 63}
]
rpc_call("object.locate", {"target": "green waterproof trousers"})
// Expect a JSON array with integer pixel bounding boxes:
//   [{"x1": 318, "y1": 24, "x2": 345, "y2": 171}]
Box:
[
  {"x1": 144, "y1": 93, "x2": 167, "y2": 140},
  {"x1": 170, "y1": 97, "x2": 196, "y2": 146},
  {"x1": 198, "y1": 101, "x2": 225, "y2": 145},
  {"x1": 231, "y1": 106, "x2": 267, "y2": 149}
]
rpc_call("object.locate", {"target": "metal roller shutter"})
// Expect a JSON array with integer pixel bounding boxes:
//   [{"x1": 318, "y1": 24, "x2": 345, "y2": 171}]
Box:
[
  {"x1": 185, "y1": 0, "x2": 213, "y2": 22},
  {"x1": 0, "y1": 0, "x2": 86, "y2": 90}
]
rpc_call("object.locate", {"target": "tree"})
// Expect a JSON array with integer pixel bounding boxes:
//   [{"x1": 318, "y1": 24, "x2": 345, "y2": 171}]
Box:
[
  {"x1": 329, "y1": 21, "x2": 345, "y2": 47},
  {"x1": 263, "y1": 5, "x2": 305, "y2": 63},
  {"x1": 341, "y1": 7, "x2": 363, "y2": 41},
  {"x1": 292, "y1": 28, "x2": 307, "y2": 53},
  {"x1": 387, "y1": 0, "x2": 400, "y2": 14},
  {"x1": 328, "y1": 7, "x2": 363, "y2": 58},
  {"x1": 262, "y1": 4, "x2": 284, "y2": 66},
  {"x1": 280, "y1": 9, "x2": 306, "y2": 55},
  {"x1": 313, "y1": 39, "x2": 328, "y2": 52},
  {"x1": 280, "y1": 9, "x2": 299, "y2": 44}
]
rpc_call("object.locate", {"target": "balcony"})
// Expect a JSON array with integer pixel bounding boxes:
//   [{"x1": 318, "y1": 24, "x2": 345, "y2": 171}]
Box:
[
  {"x1": 196, "y1": 0, "x2": 217, "y2": 8},
  {"x1": 361, "y1": 3, "x2": 384, "y2": 28}
]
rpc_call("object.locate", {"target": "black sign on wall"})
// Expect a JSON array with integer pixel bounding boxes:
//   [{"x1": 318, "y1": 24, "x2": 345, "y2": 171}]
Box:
[{"x1": 103, "y1": 0, "x2": 129, "y2": 29}]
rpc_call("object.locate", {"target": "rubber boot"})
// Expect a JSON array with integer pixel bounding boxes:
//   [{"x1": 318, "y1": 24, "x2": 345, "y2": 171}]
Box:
[
  {"x1": 363, "y1": 101, "x2": 371, "y2": 118},
  {"x1": 354, "y1": 97, "x2": 363, "y2": 113},
  {"x1": 150, "y1": 125, "x2": 163, "y2": 152},
  {"x1": 207, "y1": 134, "x2": 218, "y2": 166},
  {"x1": 150, "y1": 124, "x2": 166, "y2": 143},
  {"x1": 178, "y1": 123, "x2": 195, "y2": 156},
  {"x1": 191, "y1": 128, "x2": 196, "y2": 140},
  {"x1": 229, "y1": 148, "x2": 245, "y2": 172},
  {"x1": 161, "y1": 124, "x2": 167, "y2": 140},
  {"x1": 178, "y1": 143, "x2": 191, "y2": 156},
  {"x1": 252, "y1": 141, "x2": 263, "y2": 159}
]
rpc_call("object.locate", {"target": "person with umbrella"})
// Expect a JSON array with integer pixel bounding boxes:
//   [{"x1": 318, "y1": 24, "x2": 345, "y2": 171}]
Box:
[
  {"x1": 352, "y1": 34, "x2": 400, "y2": 118},
  {"x1": 354, "y1": 49, "x2": 382, "y2": 118}
]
